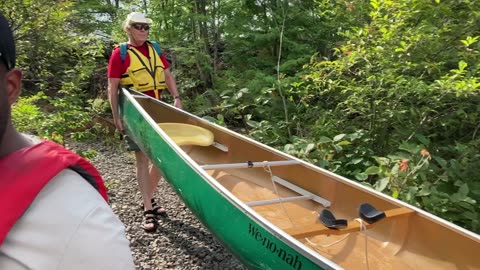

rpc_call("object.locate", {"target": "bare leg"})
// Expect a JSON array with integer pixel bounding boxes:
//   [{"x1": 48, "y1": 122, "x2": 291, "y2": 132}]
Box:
[
  {"x1": 136, "y1": 152, "x2": 156, "y2": 231},
  {"x1": 148, "y1": 162, "x2": 166, "y2": 215},
  {"x1": 136, "y1": 151, "x2": 152, "y2": 209},
  {"x1": 148, "y1": 163, "x2": 161, "y2": 198}
]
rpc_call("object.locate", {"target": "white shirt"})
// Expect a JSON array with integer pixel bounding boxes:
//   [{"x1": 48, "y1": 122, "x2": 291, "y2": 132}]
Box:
[{"x1": 0, "y1": 169, "x2": 135, "y2": 270}]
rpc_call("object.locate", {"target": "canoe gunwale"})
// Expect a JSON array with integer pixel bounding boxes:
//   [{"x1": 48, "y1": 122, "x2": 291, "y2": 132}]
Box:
[
  {"x1": 121, "y1": 88, "x2": 343, "y2": 270},
  {"x1": 166, "y1": 97, "x2": 480, "y2": 242},
  {"x1": 121, "y1": 88, "x2": 480, "y2": 269}
]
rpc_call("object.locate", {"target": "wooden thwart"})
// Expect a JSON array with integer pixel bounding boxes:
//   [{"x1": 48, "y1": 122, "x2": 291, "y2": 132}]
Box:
[{"x1": 285, "y1": 207, "x2": 414, "y2": 239}]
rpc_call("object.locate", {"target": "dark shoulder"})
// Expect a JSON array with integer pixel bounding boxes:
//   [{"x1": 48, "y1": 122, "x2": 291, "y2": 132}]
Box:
[
  {"x1": 109, "y1": 47, "x2": 122, "y2": 60},
  {"x1": 147, "y1": 40, "x2": 161, "y2": 46},
  {"x1": 112, "y1": 45, "x2": 122, "y2": 52}
]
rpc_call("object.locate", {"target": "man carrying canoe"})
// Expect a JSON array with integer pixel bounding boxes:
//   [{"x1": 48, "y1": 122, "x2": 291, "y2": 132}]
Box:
[
  {"x1": 108, "y1": 12, "x2": 182, "y2": 232},
  {"x1": 0, "y1": 13, "x2": 135, "y2": 269}
]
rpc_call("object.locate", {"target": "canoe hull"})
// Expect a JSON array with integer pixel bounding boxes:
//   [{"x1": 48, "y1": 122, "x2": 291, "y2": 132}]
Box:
[
  {"x1": 120, "y1": 90, "x2": 336, "y2": 270},
  {"x1": 120, "y1": 89, "x2": 480, "y2": 270}
]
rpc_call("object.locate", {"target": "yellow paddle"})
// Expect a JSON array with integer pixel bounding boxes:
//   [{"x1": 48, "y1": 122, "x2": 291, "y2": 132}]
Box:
[{"x1": 157, "y1": 123, "x2": 214, "y2": 146}]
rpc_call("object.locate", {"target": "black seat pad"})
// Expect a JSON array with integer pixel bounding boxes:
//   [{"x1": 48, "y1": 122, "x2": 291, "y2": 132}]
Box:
[
  {"x1": 358, "y1": 203, "x2": 386, "y2": 224},
  {"x1": 319, "y1": 209, "x2": 348, "y2": 229}
]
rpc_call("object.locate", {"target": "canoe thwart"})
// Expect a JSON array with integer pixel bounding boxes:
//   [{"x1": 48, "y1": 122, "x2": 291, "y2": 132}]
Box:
[
  {"x1": 272, "y1": 176, "x2": 331, "y2": 207},
  {"x1": 247, "y1": 195, "x2": 313, "y2": 207},
  {"x1": 212, "y1": 141, "x2": 229, "y2": 152},
  {"x1": 320, "y1": 209, "x2": 348, "y2": 229},
  {"x1": 201, "y1": 160, "x2": 301, "y2": 170},
  {"x1": 245, "y1": 176, "x2": 331, "y2": 207},
  {"x1": 285, "y1": 207, "x2": 414, "y2": 239},
  {"x1": 158, "y1": 123, "x2": 214, "y2": 146},
  {"x1": 359, "y1": 203, "x2": 386, "y2": 224}
]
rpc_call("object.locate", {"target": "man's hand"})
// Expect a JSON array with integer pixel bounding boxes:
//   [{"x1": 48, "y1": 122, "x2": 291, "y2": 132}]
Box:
[
  {"x1": 114, "y1": 118, "x2": 124, "y2": 134},
  {"x1": 174, "y1": 98, "x2": 183, "y2": 110}
]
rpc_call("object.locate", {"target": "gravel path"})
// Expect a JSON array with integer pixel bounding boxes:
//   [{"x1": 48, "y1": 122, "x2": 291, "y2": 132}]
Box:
[{"x1": 69, "y1": 139, "x2": 247, "y2": 270}]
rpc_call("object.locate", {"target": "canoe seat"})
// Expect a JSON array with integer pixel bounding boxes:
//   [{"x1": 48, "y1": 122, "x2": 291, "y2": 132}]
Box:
[
  {"x1": 158, "y1": 123, "x2": 214, "y2": 146},
  {"x1": 359, "y1": 203, "x2": 386, "y2": 224},
  {"x1": 285, "y1": 207, "x2": 414, "y2": 239},
  {"x1": 320, "y1": 209, "x2": 348, "y2": 229}
]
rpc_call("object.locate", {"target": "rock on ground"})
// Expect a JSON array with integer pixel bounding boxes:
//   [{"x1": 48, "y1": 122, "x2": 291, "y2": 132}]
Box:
[{"x1": 69, "y1": 139, "x2": 247, "y2": 270}]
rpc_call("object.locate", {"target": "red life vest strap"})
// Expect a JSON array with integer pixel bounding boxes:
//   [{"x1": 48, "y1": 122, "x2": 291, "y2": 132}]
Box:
[{"x1": 0, "y1": 140, "x2": 108, "y2": 246}]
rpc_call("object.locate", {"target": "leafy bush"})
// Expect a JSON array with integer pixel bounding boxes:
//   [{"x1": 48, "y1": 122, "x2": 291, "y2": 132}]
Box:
[{"x1": 241, "y1": 0, "x2": 480, "y2": 233}]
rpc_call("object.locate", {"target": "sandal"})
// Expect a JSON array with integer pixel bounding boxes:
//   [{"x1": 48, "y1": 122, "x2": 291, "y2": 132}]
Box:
[
  {"x1": 143, "y1": 210, "x2": 158, "y2": 232},
  {"x1": 140, "y1": 199, "x2": 167, "y2": 217},
  {"x1": 151, "y1": 199, "x2": 167, "y2": 217}
]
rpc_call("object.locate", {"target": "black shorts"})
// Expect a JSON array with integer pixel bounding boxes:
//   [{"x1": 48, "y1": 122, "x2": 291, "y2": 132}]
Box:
[{"x1": 124, "y1": 135, "x2": 141, "y2": 152}]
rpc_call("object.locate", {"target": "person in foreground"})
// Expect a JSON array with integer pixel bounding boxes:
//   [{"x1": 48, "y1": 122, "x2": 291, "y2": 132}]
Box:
[
  {"x1": 108, "y1": 12, "x2": 182, "y2": 232},
  {"x1": 0, "y1": 13, "x2": 135, "y2": 270}
]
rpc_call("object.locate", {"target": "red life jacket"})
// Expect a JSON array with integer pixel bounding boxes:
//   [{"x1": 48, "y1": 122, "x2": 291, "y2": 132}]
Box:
[{"x1": 0, "y1": 140, "x2": 108, "y2": 246}]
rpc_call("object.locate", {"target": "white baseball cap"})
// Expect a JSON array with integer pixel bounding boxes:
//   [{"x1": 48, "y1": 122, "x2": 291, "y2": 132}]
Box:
[{"x1": 125, "y1": 12, "x2": 153, "y2": 25}]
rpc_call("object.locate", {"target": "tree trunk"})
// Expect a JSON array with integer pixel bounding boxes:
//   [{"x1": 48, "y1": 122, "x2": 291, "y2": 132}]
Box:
[
  {"x1": 211, "y1": 0, "x2": 219, "y2": 88},
  {"x1": 143, "y1": 0, "x2": 148, "y2": 13}
]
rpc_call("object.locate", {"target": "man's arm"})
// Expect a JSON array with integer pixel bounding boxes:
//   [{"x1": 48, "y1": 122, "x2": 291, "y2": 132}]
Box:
[
  {"x1": 108, "y1": 78, "x2": 123, "y2": 132},
  {"x1": 164, "y1": 68, "x2": 182, "y2": 109}
]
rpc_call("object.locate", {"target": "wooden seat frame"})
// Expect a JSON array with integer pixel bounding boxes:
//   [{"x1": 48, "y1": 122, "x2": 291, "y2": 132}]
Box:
[{"x1": 285, "y1": 207, "x2": 414, "y2": 239}]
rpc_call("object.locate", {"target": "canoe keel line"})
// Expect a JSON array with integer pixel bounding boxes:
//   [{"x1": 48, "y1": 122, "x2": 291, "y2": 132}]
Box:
[{"x1": 120, "y1": 89, "x2": 480, "y2": 270}]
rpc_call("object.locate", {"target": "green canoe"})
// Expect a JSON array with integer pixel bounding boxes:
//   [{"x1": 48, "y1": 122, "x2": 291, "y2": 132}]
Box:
[{"x1": 119, "y1": 88, "x2": 480, "y2": 270}]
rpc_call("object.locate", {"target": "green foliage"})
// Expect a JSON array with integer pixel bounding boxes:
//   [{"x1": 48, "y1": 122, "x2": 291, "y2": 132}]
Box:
[
  {"x1": 141, "y1": 0, "x2": 480, "y2": 232},
  {"x1": 264, "y1": 0, "x2": 480, "y2": 233},
  {"x1": 363, "y1": 141, "x2": 479, "y2": 232},
  {"x1": 89, "y1": 98, "x2": 112, "y2": 116},
  {"x1": 5, "y1": 0, "x2": 115, "y2": 145},
  {"x1": 5, "y1": 0, "x2": 480, "y2": 234},
  {"x1": 283, "y1": 130, "x2": 375, "y2": 176},
  {"x1": 76, "y1": 148, "x2": 99, "y2": 160},
  {"x1": 13, "y1": 90, "x2": 92, "y2": 144},
  {"x1": 11, "y1": 94, "x2": 45, "y2": 133}
]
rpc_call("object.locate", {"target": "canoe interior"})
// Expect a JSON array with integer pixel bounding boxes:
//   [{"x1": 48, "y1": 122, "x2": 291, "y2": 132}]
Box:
[{"x1": 137, "y1": 97, "x2": 480, "y2": 270}]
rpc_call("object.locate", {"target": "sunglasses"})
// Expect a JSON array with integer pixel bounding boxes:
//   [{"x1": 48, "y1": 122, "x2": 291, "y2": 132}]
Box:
[{"x1": 131, "y1": 24, "x2": 150, "y2": 31}]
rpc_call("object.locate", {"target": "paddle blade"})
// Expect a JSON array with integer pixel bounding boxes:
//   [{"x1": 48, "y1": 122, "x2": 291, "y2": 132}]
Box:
[{"x1": 158, "y1": 123, "x2": 214, "y2": 146}]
